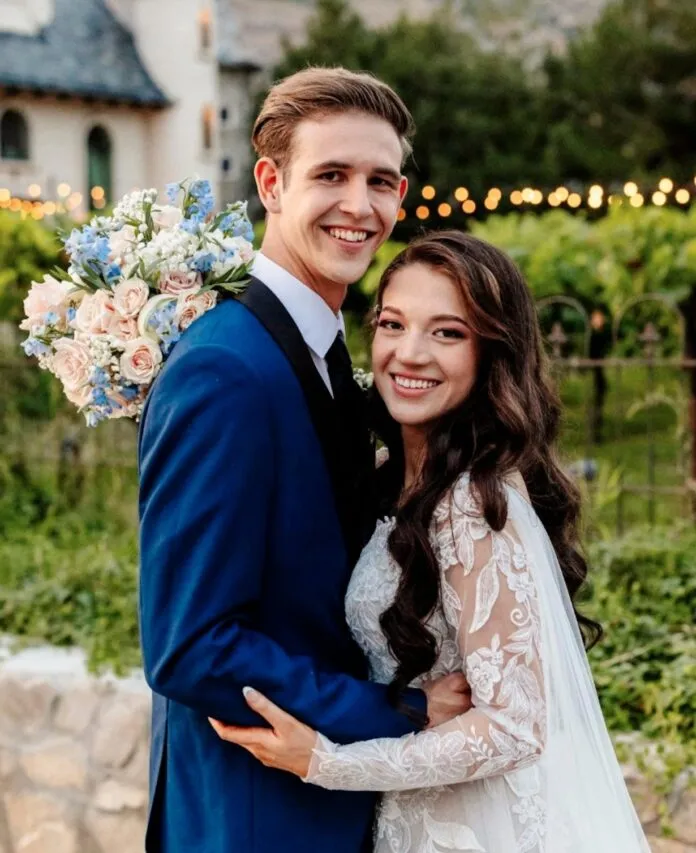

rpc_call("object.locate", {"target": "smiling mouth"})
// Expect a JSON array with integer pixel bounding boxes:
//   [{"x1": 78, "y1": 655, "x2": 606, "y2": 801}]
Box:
[
  {"x1": 322, "y1": 226, "x2": 376, "y2": 244},
  {"x1": 392, "y1": 374, "x2": 442, "y2": 391}
]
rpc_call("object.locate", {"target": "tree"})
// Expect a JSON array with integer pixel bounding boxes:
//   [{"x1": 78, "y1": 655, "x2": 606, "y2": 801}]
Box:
[
  {"x1": 273, "y1": 0, "x2": 548, "y2": 197},
  {"x1": 541, "y1": 0, "x2": 696, "y2": 183}
]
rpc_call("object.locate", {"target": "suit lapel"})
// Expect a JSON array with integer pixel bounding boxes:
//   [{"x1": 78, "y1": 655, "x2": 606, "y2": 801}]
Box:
[{"x1": 236, "y1": 277, "x2": 358, "y2": 550}]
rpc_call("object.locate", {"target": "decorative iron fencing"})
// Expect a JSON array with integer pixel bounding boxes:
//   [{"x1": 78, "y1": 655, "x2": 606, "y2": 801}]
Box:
[{"x1": 537, "y1": 294, "x2": 696, "y2": 532}]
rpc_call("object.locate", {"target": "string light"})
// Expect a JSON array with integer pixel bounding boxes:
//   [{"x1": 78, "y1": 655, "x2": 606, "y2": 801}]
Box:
[
  {"x1": 28, "y1": 184, "x2": 41, "y2": 199},
  {"x1": 421, "y1": 186, "x2": 436, "y2": 200},
  {"x1": 90, "y1": 186, "x2": 105, "y2": 201},
  {"x1": 658, "y1": 178, "x2": 674, "y2": 194},
  {"x1": 548, "y1": 193, "x2": 561, "y2": 207},
  {"x1": 510, "y1": 190, "x2": 523, "y2": 205},
  {"x1": 462, "y1": 200, "x2": 476, "y2": 214},
  {"x1": 652, "y1": 191, "x2": 667, "y2": 206},
  {"x1": 416, "y1": 205, "x2": 430, "y2": 220},
  {"x1": 484, "y1": 197, "x2": 498, "y2": 211},
  {"x1": 397, "y1": 208, "x2": 406, "y2": 222},
  {"x1": 624, "y1": 181, "x2": 638, "y2": 197},
  {"x1": 438, "y1": 203, "x2": 452, "y2": 217},
  {"x1": 57, "y1": 183, "x2": 71, "y2": 198},
  {"x1": 454, "y1": 187, "x2": 469, "y2": 202},
  {"x1": 676, "y1": 189, "x2": 690, "y2": 204},
  {"x1": 568, "y1": 193, "x2": 582, "y2": 208},
  {"x1": 630, "y1": 193, "x2": 644, "y2": 208},
  {"x1": 555, "y1": 187, "x2": 569, "y2": 202}
]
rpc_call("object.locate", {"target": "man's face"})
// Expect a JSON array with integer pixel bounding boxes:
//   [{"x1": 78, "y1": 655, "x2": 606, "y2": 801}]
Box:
[{"x1": 258, "y1": 112, "x2": 407, "y2": 300}]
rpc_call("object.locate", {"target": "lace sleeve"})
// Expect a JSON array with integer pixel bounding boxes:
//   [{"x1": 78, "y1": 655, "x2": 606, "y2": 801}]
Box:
[{"x1": 305, "y1": 476, "x2": 547, "y2": 792}]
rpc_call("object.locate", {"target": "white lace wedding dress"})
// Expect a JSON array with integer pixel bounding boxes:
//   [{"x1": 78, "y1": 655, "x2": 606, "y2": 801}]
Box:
[{"x1": 304, "y1": 474, "x2": 650, "y2": 853}]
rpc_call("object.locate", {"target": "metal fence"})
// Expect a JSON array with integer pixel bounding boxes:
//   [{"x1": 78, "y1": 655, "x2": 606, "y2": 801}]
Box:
[
  {"x1": 537, "y1": 294, "x2": 696, "y2": 532},
  {"x1": 2, "y1": 294, "x2": 695, "y2": 532}
]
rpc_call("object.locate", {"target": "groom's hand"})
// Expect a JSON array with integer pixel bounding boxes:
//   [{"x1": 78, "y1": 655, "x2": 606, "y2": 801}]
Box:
[{"x1": 423, "y1": 673, "x2": 472, "y2": 728}]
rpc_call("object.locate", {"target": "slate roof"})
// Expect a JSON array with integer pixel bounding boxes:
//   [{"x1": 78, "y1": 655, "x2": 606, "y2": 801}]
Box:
[
  {"x1": 215, "y1": 0, "x2": 263, "y2": 71},
  {"x1": 0, "y1": 0, "x2": 168, "y2": 106}
]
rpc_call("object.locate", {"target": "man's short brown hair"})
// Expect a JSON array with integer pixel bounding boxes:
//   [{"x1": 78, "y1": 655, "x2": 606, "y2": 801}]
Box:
[{"x1": 252, "y1": 67, "x2": 414, "y2": 169}]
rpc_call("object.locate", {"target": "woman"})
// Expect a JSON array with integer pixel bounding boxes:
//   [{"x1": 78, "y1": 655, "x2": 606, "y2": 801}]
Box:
[{"x1": 210, "y1": 231, "x2": 650, "y2": 852}]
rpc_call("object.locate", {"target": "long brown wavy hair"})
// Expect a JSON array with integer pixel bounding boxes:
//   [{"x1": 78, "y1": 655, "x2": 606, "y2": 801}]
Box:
[{"x1": 369, "y1": 230, "x2": 602, "y2": 705}]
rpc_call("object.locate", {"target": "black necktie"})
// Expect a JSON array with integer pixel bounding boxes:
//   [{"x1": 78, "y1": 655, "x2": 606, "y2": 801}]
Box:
[{"x1": 325, "y1": 331, "x2": 354, "y2": 407}]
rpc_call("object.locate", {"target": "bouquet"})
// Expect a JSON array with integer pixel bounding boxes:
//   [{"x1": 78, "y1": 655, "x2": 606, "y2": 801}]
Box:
[{"x1": 19, "y1": 178, "x2": 256, "y2": 426}]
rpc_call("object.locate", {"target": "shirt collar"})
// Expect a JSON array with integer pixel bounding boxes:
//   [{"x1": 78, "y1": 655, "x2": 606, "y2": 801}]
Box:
[{"x1": 251, "y1": 252, "x2": 345, "y2": 359}]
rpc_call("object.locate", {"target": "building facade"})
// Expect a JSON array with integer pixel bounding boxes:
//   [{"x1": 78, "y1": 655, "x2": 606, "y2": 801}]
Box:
[{"x1": 0, "y1": 0, "x2": 608, "y2": 216}]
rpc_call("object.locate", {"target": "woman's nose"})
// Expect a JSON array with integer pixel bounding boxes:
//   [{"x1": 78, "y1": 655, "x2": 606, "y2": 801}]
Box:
[{"x1": 395, "y1": 332, "x2": 430, "y2": 365}]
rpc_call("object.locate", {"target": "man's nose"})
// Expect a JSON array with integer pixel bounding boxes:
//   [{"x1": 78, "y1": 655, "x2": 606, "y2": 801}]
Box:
[{"x1": 339, "y1": 179, "x2": 372, "y2": 219}]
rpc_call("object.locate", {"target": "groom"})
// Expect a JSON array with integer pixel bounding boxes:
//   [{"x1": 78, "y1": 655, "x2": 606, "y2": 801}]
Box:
[{"x1": 138, "y1": 68, "x2": 468, "y2": 853}]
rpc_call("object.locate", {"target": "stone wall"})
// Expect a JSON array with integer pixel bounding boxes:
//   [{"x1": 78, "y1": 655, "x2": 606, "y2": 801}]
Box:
[
  {"x1": 0, "y1": 647, "x2": 149, "y2": 853},
  {"x1": 0, "y1": 646, "x2": 694, "y2": 853}
]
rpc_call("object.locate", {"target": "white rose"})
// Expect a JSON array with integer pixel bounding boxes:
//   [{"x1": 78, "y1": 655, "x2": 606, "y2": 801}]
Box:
[
  {"x1": 112, "y1": 277, "x2": 150, "y2": 318},
  {"x1": 137, "y1": 294, "x2": 177, "y2": 340},
  {"x1": 73, "y1": 290, "x2": 116, "y2": 335},
  {"x1": 152, "y1": 205, "x2": 183, "y2": 230},
  {"x1": 109, "y1": 225, "x2": 137, "y2": 260},
  {"x1": 176, "y1": 290, "x2": 218, "y2": 330},
  {"x1": 120, "y1": 337, "x2": 163, "y2": 385},
  {"x1": 159, "y1": 270, "x2": 202, "y2": 296},
  {"x1": 52, "y1": 338, "x2": 92, "y2": 392}
]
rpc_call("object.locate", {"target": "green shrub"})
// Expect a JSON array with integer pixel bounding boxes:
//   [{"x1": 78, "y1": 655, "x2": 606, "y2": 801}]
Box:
[{"x1": 587, "y1": 526, "x2": 696, "y2": 750}]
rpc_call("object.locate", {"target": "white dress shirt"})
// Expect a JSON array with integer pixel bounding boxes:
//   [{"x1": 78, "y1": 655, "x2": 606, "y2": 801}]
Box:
[{"x1": 251, "y1": 252, "x2": 345, "y2": 396}]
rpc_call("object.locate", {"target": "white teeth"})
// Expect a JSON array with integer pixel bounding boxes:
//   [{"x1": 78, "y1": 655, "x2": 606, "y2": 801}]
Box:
[
  {"x1": 328, "y1": 228, "x2": 369, "y2": 243},
  {"x1": 394, "y1": 376, "x2": 438, "y2": 390}
]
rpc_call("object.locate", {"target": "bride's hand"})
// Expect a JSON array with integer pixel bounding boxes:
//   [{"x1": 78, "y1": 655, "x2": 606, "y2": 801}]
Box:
[
  {"x1": 209, "y1": 687, "x2": 317, "y2": 778},
  {"x1": 423, "y1": 672, "x2": 473, "y2": 728}
]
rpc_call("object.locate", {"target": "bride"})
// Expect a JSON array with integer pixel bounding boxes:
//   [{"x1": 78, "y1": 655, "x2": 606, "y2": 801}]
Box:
[{"x1": 210, "y1": 231, "x2": 651, "y2": 852}]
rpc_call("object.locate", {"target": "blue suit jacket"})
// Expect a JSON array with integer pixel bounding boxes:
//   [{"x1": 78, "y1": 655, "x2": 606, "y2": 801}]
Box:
[{"x1": 138, "y1": 279, "x2": 426, "y2": 853}]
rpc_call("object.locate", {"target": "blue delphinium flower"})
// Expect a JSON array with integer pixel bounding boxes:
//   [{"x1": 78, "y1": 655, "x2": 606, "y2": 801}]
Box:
[
  {"x1": 191, "y1": 251, "x2": 216, "y2": 274},
  {"x1": 44, "y1": 311, "x2": 59, "y2": 326},
  {"x1": 21, "y1": 338, "x2": 51, "y2": 357},
  {"x1": 91, "y1": 387, "x2": 109, "y2": 407},
  {"x1": 119, "y1": 385, "x2": 139, "y2": 401},
  {"x1": 67, "y1": 307, "x2": 77, "y2": 322},
  {"x1": 91, "y1": 367, "x2": 110, "y2": 388},
  {"x1": 166, "y1": 182, "x2": 181, "y2": 204}
]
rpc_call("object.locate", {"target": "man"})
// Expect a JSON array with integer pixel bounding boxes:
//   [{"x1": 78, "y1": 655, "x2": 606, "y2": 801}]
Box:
[{"x1": 138, "y1": 67, "x2": 468, "y2": 853}]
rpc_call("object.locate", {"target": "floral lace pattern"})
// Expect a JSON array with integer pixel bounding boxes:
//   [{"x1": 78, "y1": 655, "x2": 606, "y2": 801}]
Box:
[{"x1": 307, "y1": 475, "x2": 548, "y2": 852}]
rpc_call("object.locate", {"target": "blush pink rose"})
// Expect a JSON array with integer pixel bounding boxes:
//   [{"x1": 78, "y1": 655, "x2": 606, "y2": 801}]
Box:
[
  {"x1": 74, "y1": 290, "x2": 117, "y2": 335},
  {"x1": 176, "y1": 290, "x2": 218, "y2": 330},
  {"x1": 64, "y1": 383, "x2": 93, "y2": 409},
  {"x1": 112, "y1": 277, "x2": 149, "y2": 318},
  {"x1": 159, "y1": 270, "x2": 202, "y2": 296},
  {"x1": 152, "y1": 205, "x2": 183, "y2": 230},
  {"x1": 120, "y1": 338, "x2": 163, "y2": 385},
  {"x1": 52, "y1": 338, "x2": 92, "y2": 392},
  {"x1": 108, "y1": 314, "x2": 139, "y2": 342},
  {"x1": 21, "y1": 275, "x2": 73, "y2": 329}
]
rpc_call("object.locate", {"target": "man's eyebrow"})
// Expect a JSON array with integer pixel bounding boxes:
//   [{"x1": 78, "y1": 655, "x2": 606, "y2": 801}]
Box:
[{"x1": 311, "y1": 161, "x2": 401, "y2": 182}]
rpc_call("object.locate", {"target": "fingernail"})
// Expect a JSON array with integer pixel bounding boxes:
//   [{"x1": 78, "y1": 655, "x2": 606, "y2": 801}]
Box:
[{"x1": 242, "y1": 686, "x2": 257, "y2": 699}]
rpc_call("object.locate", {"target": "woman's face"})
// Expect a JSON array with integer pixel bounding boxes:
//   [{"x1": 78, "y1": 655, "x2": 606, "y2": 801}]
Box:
[{"x1": 372, "y1": 262, "x2": 479, "y2": 432}]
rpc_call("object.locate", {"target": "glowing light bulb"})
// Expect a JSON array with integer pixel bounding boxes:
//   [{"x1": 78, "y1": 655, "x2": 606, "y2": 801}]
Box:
[{"x1": 421, "y1": 186, "x2": 436, "y2": 200}]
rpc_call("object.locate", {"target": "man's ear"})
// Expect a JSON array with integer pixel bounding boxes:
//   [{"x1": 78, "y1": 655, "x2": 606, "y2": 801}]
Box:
[
  {"x1": 398, "y1": 175, "x2": 408, "y2": 204},
  {"x1": 254, "y1": 158, "x2": 282, "y2": 214}
]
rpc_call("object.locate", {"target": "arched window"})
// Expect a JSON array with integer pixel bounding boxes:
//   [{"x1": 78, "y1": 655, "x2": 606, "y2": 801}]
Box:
[
  {"x1": 87, "y1": 126, "x2": 112, "y2": 210},
  {"x1": 1, "y1": 110, "x2": 30, "y2": 160}
]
